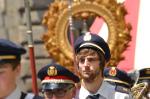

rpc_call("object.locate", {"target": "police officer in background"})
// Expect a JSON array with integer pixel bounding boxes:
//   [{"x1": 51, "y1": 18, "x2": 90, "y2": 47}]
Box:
[
  {"x1": 74, "y1": 32, "x2": 130, "y2": 99},
  {"x1": 104, "y1": 67, "x2": 134, "y2": 99},
  {"x1": 0, "y1": 39, "x2": 43, "y2": 99},
  {"x1": 137, "y1": 68, "x2": 150, "y2": 98},
  {"x1": 38, "y1": 63, "x2": 80, "y2": 99}
]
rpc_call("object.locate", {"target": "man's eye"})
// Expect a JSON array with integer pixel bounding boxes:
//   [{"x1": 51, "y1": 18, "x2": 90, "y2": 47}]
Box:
[
  {"x1": 79, "y1": 58, "x2": 85, "y2": 63},
  {"x1": 57, "y1": 90, "x2": 66, "y2": 94},
  {"x1": 0, "y1": 70, "x2": 5, "y2": 74}
]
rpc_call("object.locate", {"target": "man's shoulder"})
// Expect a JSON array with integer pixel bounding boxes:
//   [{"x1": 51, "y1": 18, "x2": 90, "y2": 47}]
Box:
[{"x1": 115, "y1": 85, "x2": 130, "y2": 94}]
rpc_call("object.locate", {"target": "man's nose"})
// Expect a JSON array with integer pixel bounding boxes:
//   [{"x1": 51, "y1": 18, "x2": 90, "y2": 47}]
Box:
[
  {"x1": 51, "y1": 95, "x2": 57, "y2": 99},
  {"x1": 84, "y1": 58, "x2": 90, "y2": 66}
]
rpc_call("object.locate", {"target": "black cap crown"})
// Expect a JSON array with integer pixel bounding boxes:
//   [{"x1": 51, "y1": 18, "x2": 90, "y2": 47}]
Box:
[
  {"x1": 74, "y1": 32, "x2": 111, "y2": 62},
  {"x1": 0, "y1": 39, "x2": 26, "y2": 61},
  {"x1": 38, "y1": 63, "x2": 80, "y2": 83},
  {"x1": 104, "y1": 67, "x2": 133, "y2": 87},
  {"x1": 138, "y1": 68, "x2": 150, "y2": 82},
  {"x1": 38, "y1": 64, "x2": 80, "y2": 90}
]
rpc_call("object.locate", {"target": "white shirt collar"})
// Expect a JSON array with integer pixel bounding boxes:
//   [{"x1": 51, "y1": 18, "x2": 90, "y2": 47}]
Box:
[
  {"x1": 6, "y1": 86, "x2": 21, "y2": 99},
  {"x1": 79, "y1": 81, "x2": 115, "y2": 99},
  {"x1": 79, "y1": 85, "x2": 90, "y2": 99}
]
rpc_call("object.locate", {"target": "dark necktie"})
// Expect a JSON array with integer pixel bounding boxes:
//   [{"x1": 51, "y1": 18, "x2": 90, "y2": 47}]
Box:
[{"x1": 86, "y1": 94, "x2": 100, "y2": 99}]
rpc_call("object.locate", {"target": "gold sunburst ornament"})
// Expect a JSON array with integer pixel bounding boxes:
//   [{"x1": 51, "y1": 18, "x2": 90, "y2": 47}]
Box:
[{"x1": 42, "y1": 0, "x2": 131, "y2": 70}]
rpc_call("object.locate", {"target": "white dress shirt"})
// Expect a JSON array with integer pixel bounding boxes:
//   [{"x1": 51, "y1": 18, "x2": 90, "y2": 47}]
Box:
[
  {"x1": 78, "y1": 81, "x2": 132, "y2": 99},
  {"x1": 78, "y1": 81, "x2": 115, "y2": 99},
  {"x1": 115, "y1": 92, "x2": 131, "y2": 99},
  {"x1": 6, "y1": 86, "x2": 22, "y2": 99}
]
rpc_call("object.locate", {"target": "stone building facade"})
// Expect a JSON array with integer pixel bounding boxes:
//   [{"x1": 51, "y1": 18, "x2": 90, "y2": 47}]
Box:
[{"x1": 0, "y1": 0, "x2": 54, "y2": 92}]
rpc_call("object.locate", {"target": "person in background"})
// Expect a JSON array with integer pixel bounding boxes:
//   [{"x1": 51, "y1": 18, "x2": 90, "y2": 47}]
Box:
[
  {"x1": 104, "y1": 67, "x2": 133, "y2": 99},
  {"x1": 0, "y1": 39, "x2": 43, "y2": 99},
  {"x1": 137, "y1": 68, "x2": 150, "y2": 99},
  {"x1": 37, "y1": 63, "x2": 80, "y2": 99},
  {"x1": 74, "y1": 32, "x2": 132, "y2": 99}
]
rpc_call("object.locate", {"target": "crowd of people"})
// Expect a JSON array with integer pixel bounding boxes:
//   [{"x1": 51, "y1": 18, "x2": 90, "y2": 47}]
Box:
[{"x1": 0, "y1": 32, "x2": 150, "y2": 99}]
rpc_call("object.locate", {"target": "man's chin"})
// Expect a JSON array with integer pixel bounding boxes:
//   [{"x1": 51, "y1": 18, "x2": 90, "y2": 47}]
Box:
[
  {"x1": 81, "y1": 75, "x2": 95, "y2": 82},
  {"x1": 83, "y1": 78, "x2": 94, "y2": 83},
  {"x1": 81, "y1": 73, "x2": 91, "y2": 78}
]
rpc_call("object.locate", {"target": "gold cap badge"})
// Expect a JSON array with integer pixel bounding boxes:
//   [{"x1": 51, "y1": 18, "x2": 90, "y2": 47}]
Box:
[
  {"x1": 47, "y1": 66, "x2": 57, "y2": 76},
  {"x1": 109, "y1": 67, "x2": 117, "y2": 76}
]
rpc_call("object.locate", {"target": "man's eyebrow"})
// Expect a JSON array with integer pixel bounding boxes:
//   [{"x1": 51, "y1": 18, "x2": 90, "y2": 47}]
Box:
[
  {"x1": 0, "y1": 66, "x2": 6, "y2": 68},
  {"x1": 0, "y1": 64, "x2": 10, "y2": 68}
]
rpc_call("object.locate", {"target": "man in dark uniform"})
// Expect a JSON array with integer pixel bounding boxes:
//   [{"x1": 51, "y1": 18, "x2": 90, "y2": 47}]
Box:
[
  {"x1": 104, "y1": 67, "x2": 134, "y2": 99},
  {"x1": 0, "y1": 39, "x2": 43, "y2": 99},
  {"x1": 38, "y1": 63, "x2": 80, "y2": 99}
]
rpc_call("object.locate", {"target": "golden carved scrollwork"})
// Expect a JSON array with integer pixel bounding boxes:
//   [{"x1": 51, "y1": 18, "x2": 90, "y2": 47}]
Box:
[{"x1": 42, "y1": 0, "x2": 131, "y2": 70}]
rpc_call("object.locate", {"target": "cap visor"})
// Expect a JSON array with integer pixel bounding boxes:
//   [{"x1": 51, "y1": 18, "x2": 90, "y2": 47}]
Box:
[{"x1": 42, "y1": 83, "x2": 74, "y2": 90}]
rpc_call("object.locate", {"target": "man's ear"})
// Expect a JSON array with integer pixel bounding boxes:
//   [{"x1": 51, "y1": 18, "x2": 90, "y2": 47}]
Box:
[
  {"x1": 15, "y1": 64, "x2": 21, "y2": 75},
  {"x1": 72, "y1": 87, "x2": 77, "y2": 98}
]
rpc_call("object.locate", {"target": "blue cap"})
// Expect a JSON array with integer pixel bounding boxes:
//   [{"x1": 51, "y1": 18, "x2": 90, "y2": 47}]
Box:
[
  {"x1": 0, "y1": 39, "x2": 26, "y2": 62},
  {"x1": 138, "y1": 68, "x2": 150, "y2": 81},
  {"x1": 38, "y1": 64, "x2": 80, "y2": 90},
  {"x1": 74, "y1": 32, "x2": 111, "y2": 62},
  {"x1": 104, "y1": 67, "x2": 133, "y2": 87}
]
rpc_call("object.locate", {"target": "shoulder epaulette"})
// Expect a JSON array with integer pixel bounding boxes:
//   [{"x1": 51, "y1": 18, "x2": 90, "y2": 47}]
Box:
[{"x1": 115, "y1": 85, "x2": 130, "y2": 94}]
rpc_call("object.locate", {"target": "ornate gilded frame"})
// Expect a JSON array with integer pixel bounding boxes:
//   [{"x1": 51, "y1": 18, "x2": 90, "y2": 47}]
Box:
[{"x1": 42, "y1": 0, "x2": 131, "y2": 70}]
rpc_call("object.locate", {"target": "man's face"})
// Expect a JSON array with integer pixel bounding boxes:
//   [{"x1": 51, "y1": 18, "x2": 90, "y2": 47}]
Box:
[
  {"x1": 77, "y1": 52, "x2": 102, "y2": 82},
  {"x1": 0, "y1": 63, "x2": 20, "y2": 98},
  {"x1": 43, "y1": 87, "x2": 76, "y2": 99}
]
